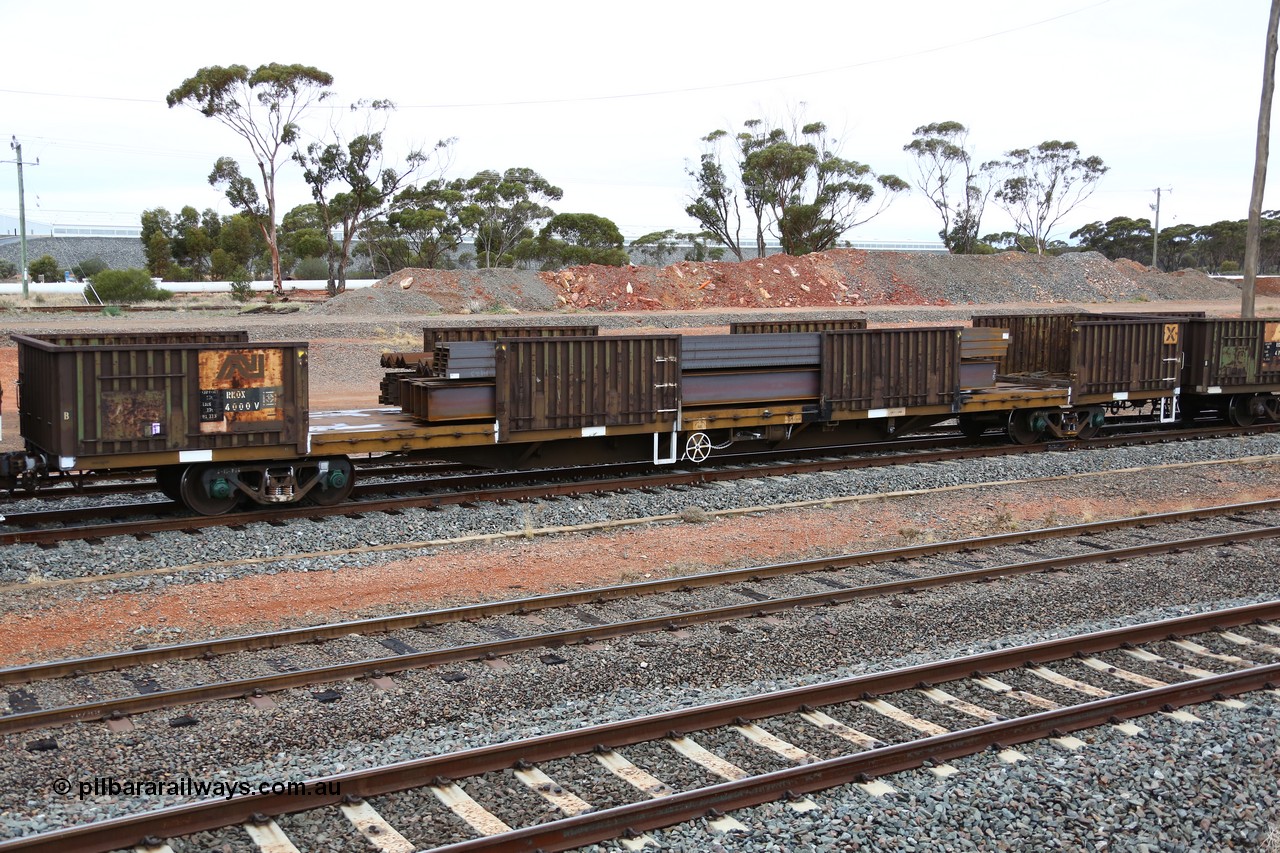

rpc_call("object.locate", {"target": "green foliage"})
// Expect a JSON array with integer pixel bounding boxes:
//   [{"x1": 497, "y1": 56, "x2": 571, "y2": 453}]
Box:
[
  {"x1": 686, "y1": 131, "x2": 745, "y2": 260},
  {"x1": 981, "y1": 232, "x2": 1039, "y2": 253},
  {"x1": 986, "y1": 140, "x2": 1108, "y2": 254},
  {"x1": 384, "y1": 177, "x2": 468, "y2": 270},
  {"x1": 142, "y1": 205, "x2": 224, "y2": 278},
  {"x1": 293, "y1": 256, "x2": 330, "y2": 279},
  {"x1": 293, "y1": 116, "x2": 444, "y2": 293},
  {"x1": 88, "y1": 268, "x2": 173, "y2": 303},
  {"x1": 533, "y1": 213, "x2": 628, "y2": 269},
  {"x1": 0, "y1": 259, "x2": 18, "y2": 279},
  {"x1": 903, "y1": 121, "x2": 990, "y2": 254},
  {"x1": 218, "y1": 214, "x2": 266, "y2": 268},
  {"x1": 71, "y1": 257, "x2": 109, "y2": 279},
  {"x1": 28, "y1": 255, "x2": 61, "y2": 282},
  {"x1": 168, "y1": 63, "x2": 336, "y2": 291},
  {"x1": 172, "y1": 206, "x2": 214, "y2": 276},
  {"x1": 459, "y1": 168, "x2": 563, "y2": 268},
  {"x1": 629, "y1": 230, "x2": 679, "y2": 265},
  {"x1": 688, "y1": 115, "x2": 906, "y2": 259},
  {"x1": 1067, "y1": 215, "x2": 1280, "y2": 273},
  {"x1": 280, "y1": 204, "x2": 329, "y2": 265},
  {"x1": 226, "y1": 266, "x2": 254, "y2": 301},
  {"x1": 101, "y1": 305, "x2": 123, "y2": 317},
  {"x1": 1070, "y1": 216, "x2": 1153, "y2": 263}
]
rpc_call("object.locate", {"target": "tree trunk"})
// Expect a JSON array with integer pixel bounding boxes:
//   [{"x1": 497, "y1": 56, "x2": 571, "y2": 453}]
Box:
[{"x1": 261, "y1": 162, "x2": 284, "y2": 295}]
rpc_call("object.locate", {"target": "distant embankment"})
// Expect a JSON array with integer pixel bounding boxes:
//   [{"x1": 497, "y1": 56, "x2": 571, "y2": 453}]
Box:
[{"x1": 0, "y1": 236, "x2": 146, "y2": 272}]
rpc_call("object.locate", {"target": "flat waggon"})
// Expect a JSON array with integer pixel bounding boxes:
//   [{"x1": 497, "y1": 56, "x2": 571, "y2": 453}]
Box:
[{"x1": 3, "y1": 315, "x2": 1278, "y2": 515}]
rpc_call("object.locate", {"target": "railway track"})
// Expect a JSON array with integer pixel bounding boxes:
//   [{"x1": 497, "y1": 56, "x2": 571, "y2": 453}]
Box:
[
  {"x1": 3, "y1": 498, "x2": 1275, "y2": 738},
  {"x1": 3, "y1": 601, "x2": 1275, "y2": 852},
  {"x1": 2, "y1": 423, "x2": 1272, "y2": 547},
  {"x1": 0, "y1": 430, "x2": 986, "y2": 508}
]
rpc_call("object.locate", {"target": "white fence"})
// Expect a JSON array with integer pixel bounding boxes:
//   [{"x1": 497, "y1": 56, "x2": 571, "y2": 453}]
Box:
[{"x1": 0, "y1": 280, "x2": 377, "y2": 297}]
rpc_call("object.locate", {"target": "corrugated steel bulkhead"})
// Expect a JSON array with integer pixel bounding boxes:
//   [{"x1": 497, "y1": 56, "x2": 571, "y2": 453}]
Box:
[
  {"x1": 12, "y1": 334, "x2": 308, "y2": 460},
  {"x1": 1070, "y1": 318, "x2": 1183, "y2": 396},
  {"x1": 820, "y1": 327, "x2": 961, "y2": 413},
  {"x1": 1182, "y1": 318, "x2": 1280, "y2": 391},
  {"x1": 494, "y1": 336, "x2": 681, "y2": 439}
]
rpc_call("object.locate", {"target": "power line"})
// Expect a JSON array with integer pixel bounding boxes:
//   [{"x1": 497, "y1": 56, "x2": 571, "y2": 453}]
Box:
[{"x1": 0, "y1": 1, "x2": 1115, "y2": 110}]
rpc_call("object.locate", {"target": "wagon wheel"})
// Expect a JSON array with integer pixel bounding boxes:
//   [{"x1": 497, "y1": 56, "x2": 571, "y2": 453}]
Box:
[
  {"x1": 1007, "y1": 409, "x2": 1045, "y2": 445},
  {"x1": 1228, "y1": 394, "x2": 1259, "y2": 428},
  {"x1": 306, "y1": 457, "x2": 356, "y2": 506},
  {"x1": 178, "y1": 464, "x2": 239, "y2": 516},
  {"x1": 155, "y1": 466, "x2": 184, "y2": 502},
  {"x1": 683, "y1": 432, "x2": 712, "y2": 463},
  {"x1": 1074, "y1": 408, "x2": 1105, "y2": 440}
]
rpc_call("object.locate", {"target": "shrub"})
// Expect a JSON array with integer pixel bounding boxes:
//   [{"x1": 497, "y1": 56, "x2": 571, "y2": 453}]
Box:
[
  {"x1": 293, "y1": 256, "x2": 329, "y2": 280},
  {"x1": 72, "y1": 257, "x2": 108, "y2": 279},
  {"x1": 28, "y1": 254, "x2": 61, "y2": 282},
  {"x1": 0, "y1": 259, "x2": 16, "y2": 279},
  {"x1": 87, "y1": 269, "x2": 173, "y2": 303},
  {"x1": 229, "y1": 267, "x2": 254, "y2": 302}
]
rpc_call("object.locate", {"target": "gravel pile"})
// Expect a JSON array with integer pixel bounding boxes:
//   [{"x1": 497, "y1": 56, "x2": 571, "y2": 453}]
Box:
[
  {"x1": 313, "y1": 250, "x2": 1241, "y2": 316},
  {"x1": 0, "y1": 237, "x2": 147, "y2": 274},
  {"x1": 318, "y1": 268, "x2": 562, "y2": 316}
]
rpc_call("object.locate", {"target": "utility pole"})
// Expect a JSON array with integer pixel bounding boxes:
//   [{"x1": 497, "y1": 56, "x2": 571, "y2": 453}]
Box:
[
  {"x1": 1150, "y1": 187, "x2": 1172, "y2": 269},
  {"x1": 4, "y1": 136, "x2": 37, "y2": 299},
  {"x1": 1243, "y1": 0, "x2": 1280, "y2": 319}
]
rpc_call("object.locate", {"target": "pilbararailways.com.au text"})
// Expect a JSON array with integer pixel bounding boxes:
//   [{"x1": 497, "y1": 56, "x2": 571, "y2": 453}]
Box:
[{"x1": 51, "y1": 775, "x2": 340, "y2": 801}]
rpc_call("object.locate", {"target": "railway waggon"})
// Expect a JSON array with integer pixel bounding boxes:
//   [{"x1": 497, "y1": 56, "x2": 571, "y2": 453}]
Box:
[{"x1": 1, "y1": 314, "x2": 1278, "y2": 515}]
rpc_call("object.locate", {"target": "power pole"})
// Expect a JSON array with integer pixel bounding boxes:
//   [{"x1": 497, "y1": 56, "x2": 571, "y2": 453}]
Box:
[
  {"x1": 1150, "y1": 187, "x2": 1172, "y2": 269},
  {"x1": 4, "y1": 136, "x2": 38, "y2": 299},
  {"x1": 1244, "y1": 0, "x2": 1280, "y2": 319}
]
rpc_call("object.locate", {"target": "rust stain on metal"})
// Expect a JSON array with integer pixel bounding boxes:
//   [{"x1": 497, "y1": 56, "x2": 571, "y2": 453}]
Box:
[{"x1": 198, "y1": 349, "x2": 285, "y2": 433}]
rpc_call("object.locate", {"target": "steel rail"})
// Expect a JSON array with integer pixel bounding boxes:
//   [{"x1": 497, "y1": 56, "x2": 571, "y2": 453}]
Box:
[
  {"x1": 3, "y1": 497, "x2": 1276, "y2": 685},
  {"x1": 3, "y1": 519, "x2": 1276, "y2": 735},
  {"x1": 3, "y1": 422, "x2": 1275, "y2": 546},
  {"x1": 0, "y1": 432, "x2": 979, "y2": 515},
  {"x1": 0, "y1": 459, "x2": 477, "y2": 502},
  {"x1": 1, "y1": 601, "x2": 1274, "y2": 853},
  {"x1": 0, "y1": 435, "x2": 997, "y2": 533},
  {"x1": 429, "y1": 663, "x2": 1280, "y2": 853}
]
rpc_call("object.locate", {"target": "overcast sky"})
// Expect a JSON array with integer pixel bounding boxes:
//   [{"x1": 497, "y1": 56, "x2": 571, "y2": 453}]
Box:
[{"x1": 1, "y1": 0, "x2": 1275, "y2": 247}]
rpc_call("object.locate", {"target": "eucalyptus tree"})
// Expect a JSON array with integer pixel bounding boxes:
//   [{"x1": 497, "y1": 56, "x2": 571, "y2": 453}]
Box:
[
  {"x1": 985, "y1": 140, "x2": 1108, "y2": 255},
  {"x1": 294, "y1": 100, "x2": 446, "y2": 293},
  {"x1": 903, "y1": 121, "x2": 990, "y2": 253},
  {"x1": 530, "y1": 213, "x2": 628, "y2": 269},
  {"x1": 688, "y1": 117, "x2": 906, "y2": 258},
  {"x1": 167, "y1": 63, "x2": 335, "y2": 292},
  {"x1": 386, "y1": 178, "x2": 469, "y2": 269},
  {"x1": 459, "y1": 168, "x2": 562, "y2": 268}
]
